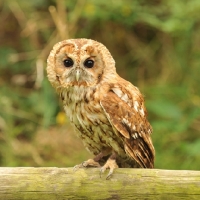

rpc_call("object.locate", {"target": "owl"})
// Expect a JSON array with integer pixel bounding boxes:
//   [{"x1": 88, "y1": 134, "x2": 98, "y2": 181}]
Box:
[{"x1": 47, "y1": 38, "x2": 155, "y2": 179}]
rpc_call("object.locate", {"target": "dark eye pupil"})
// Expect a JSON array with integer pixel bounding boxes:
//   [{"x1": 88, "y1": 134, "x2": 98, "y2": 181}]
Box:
[
  {"x1": 63, "y1": 58, "x2": 73, "y2": 67},
  {"x1": 84, "y1": 60, "x2": 94, "y2": 68}
]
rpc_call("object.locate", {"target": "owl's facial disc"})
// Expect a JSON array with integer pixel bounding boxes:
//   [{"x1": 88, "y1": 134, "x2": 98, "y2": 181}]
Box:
[
  {"x1": 61, "y1": 55, "x2": 96, "y2": 86},
  {"x1": 54, "y1": 42, "x2": 103, "y2": 86}
]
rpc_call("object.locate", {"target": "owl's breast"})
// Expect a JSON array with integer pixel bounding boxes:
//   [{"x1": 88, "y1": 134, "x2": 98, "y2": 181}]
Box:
[
  {"x1": 62, "y1": 85, "x2": 103, "y2": 124},
  {"x1": 61, "y1": 85, "x2": 124, "y2": 155}
]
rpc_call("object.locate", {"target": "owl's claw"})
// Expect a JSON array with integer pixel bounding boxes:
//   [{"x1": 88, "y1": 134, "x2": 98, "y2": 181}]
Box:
[
  {"x1": 73, "y1": 159, "x2": 101, "y2": 171},
  {"x1": 100, "y1": 158, "x2": 118, "y2": 179}
]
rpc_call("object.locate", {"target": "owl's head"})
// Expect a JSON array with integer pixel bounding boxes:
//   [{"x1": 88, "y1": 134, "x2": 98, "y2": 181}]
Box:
[{"x1": 47, "y1": 39, "x2": 116, "y2": 90}]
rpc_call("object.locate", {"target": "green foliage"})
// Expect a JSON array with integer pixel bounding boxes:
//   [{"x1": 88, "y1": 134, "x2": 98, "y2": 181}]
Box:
[{"x1": 0, "y1": 0, "x2": 200, "y2": 169}]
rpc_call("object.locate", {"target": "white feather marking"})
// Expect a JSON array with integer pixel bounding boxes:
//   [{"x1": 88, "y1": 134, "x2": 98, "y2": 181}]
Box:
[
  {"x1": 131, "y1": 133, "x2": 136, "y2": 139},
  {"x1": 121, "y1": 93, "x2": 129, "y2": 102},
  {"x1": 148, "y1": 129, "x2": 152, "y2": 133},
  {"x1": 122, "y1": 118, "x2": 128, "y2": 124},
  {"x1": 112, "y1": 88, "x2": 131, "y2": 104},
  {"x1": 140, "y1": 108, "x2": 145, "y2": 116},
  {"x1": 132, "y1": 133, "x2": 138, "y2": 139},
  {"x1": 128, "y1": 121, "x2": 132, "y2": 128},
  {"x1": 112, "y1": 88, "x2": 123, "y2": 98},
  {"x1": 134, "y1": 101, "x2": 139, "y2": 112},
  {"x1": 122, "y1": 118, "x2": 131, "y2": 128}
]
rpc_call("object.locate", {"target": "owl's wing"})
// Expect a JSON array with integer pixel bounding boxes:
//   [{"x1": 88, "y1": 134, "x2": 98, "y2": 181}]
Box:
[{"x1": 100, "y1": 86, "x2": 155, "y2": 168}]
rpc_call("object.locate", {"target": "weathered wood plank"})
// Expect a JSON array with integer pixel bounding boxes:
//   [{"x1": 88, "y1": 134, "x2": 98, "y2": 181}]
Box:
[{"x1": 0, "y1": 167, "x2": 200, "y2": 200}]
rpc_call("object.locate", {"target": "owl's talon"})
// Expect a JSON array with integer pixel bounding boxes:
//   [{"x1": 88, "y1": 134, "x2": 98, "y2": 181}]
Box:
[
  {"x1": 106, "y1": 169, "x2": 114, "y2": 180},
  {"x1": 100, "y1": 166, "x2": 114, "y2": 179},
  {"x1": 100, "y1": 158, "x2": 118, "y2": 179},
  {"x1": 99, "y1": 167, "x2": 106, "y2": 178},
  {"x1": 73, "y1": 159, "x2": 101, "y2": 171},
  {"x1": 73, "y1": 164, "x2": 82, "y2": 171}
]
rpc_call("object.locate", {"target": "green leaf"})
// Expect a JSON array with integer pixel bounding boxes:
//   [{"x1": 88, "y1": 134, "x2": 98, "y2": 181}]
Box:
[{"x1": 147, "y1": 99, "x2": 182, "y2": 119}]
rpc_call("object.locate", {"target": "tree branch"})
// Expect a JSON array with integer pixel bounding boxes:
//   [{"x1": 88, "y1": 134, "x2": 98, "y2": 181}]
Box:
[{"x1": 0, "y1": 167, "x2": 200, "y2": 199}]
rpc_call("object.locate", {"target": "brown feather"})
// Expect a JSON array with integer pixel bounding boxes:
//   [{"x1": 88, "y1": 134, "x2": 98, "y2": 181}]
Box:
[{"x1": 100, "y1": 90, "x2": 155, "y2": 168}]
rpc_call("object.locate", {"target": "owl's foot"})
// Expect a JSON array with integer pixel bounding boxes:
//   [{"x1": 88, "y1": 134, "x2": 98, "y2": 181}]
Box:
[
  {"x1": 100, "y1": 157, "x2": 119, "y2": 180},
  {"x1": 73, "y1": 159, "x2": 101, "y2": 171}
]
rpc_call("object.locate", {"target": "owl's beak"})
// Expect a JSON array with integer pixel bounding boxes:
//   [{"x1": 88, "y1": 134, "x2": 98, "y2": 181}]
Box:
[{"x1": 76, "y1": 69, "x2": 81, "y2": 81}]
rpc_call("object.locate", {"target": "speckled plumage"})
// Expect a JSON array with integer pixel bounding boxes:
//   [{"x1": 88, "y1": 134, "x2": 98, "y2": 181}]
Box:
[{"x1": 47, "y1": 38, "x2": 155, "y2": 175}]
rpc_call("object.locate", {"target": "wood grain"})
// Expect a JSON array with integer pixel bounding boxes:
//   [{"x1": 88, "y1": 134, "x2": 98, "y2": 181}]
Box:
[{"x1": 0, "y1": 167, "x2": 200, "y2": 199}]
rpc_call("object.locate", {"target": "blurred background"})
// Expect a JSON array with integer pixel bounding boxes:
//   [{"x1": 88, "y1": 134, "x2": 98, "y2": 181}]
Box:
[{"x1": 0, "y1": 0, "x2": 200, "y2": 169}]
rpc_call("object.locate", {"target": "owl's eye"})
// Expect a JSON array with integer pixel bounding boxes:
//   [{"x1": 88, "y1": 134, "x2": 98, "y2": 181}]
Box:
[
  {"x1": 84, "y1": 59, "x2": 94, "y2": 68},
  {"x1": 63, "y1": 58, "x2": 74, "y2": 67}
]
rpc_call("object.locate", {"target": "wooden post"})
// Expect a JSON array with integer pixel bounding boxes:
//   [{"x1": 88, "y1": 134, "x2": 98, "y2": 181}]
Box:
[{"x1": 0, "y1": 167, "x2": 200, "y2": 199}]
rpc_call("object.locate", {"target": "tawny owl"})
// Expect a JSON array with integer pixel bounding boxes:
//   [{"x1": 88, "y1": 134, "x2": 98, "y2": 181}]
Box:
[{"x1": 47, "y1": 38, "x2": 155, "y2": 179}]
